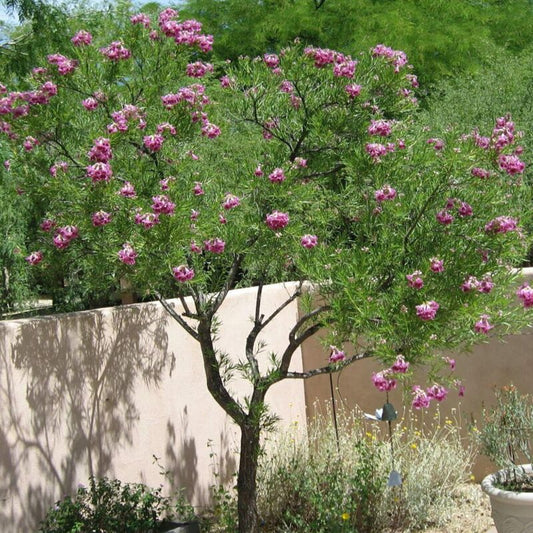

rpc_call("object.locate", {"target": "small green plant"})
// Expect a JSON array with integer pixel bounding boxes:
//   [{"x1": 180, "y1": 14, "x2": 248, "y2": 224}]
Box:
[
  {"x1": 477, "y1": 384, "x2": 533, "y2": 488},
  {"x1": 38, "y1": 476, "x2": 189, "y2": 533}
]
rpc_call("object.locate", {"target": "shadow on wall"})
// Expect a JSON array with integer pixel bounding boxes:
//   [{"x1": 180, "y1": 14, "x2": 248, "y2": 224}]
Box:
[
  {"x1": 163, "y1": 411, "x2": 237, "y2": 509},
  {"x1": 0, "y1": 304, "x2": 175, "y2": 531}
]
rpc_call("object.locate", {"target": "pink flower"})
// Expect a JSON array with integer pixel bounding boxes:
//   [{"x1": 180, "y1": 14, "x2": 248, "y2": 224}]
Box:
[
  {"x1": 411, "y1": 385, "x2": 431, "y2": 409},
  {"x1": 156, "y1": 122, "x2": 177, "y2": 135},
  {"x1": 427, "y1": 138, "x2": 445, "y2": 150},
  {"x1": 23, "y1": 136, "x2": 38, "y2": 152},
  {"x1": 71, "y1": 30, "x2": 92, "y2": 46},
  {"x1": 254, "y1": 165, "x2": 264, "y2": 177},
  {"x1": 478, "y1": 276, "x2": 494, "y2": 293},
  {"x1": 345, "y1": 84, "x2": 362, "y2": 98},
  {"x1": 190, "y1": 209, "x2": 199, "y2": 221},
  {"x1": 461, "y1": 276, "x2": 480, "y2": 292},
  {"x1": 82, "y1": 97, "x2": 99, "y2": 110},
  {"x1": 292, "y1": 157, "x2": 307, "y2": 168},
  {"x1": 372, "y1": 44, "x2": 408, "y2": 72},
  {"x1": 430, "y1": 258, "x2": 444, "y2": 273},
  {"x1": 151, "y1": 195, "x2": 175, "y2": 215},
  {"x1": 100, "y1": 41, "x2": 131, "y2": 61},
  {"x1": 47, "y1": 53, "x2": 78, "y2": 75},
  {"x1": 220, "y1": 75, "x2": 233, "y2": 88},
  {"x1": 266, "y1": 211, "x2": 290, "y2": 230},
  {"x1": 263, "y1": 54, "x2": 280, "y2": 68},
  {"x1": 279, "y1": 80, "x2": 294, "y2": 93},
  {"x1": 172, "y1": 265, "x2": 195, "y2": 282},
  {"x1": 118, "y1": 243, "x2": 137, "y2": 265},
  {"x1": 88, "y1": 137, "x2": 112, "y2": 162},
  {"x1": 49, "y1": 161, "x2": 68, "y2": 176},
  {"x1": 119, "y1": 181, "x2": 136, "y2": 198},
  {"x1": 517, "y1": 283, "x2": 533, "y2": 308},
  {"x1": 443, "y1": 356, "x2": 456, "y2": 371},
  {"x1": 415, "y1": 300, "x2": 439, "y2": 321},
  {"x1": 365, "y1": 143, "x2": 388, "y2": 160},
  {"x1": 391, "y1": 354, "x2": 409, "y2": 374},
  {"x1": 374, "y1": 185, "x2": 397, "y2": 202},
  {"x1": 40, "y1": 219, "x2": 55, "y2": 232},
  {"x1": 474, "y1": 314, "x2": 494, "y2": 334},
  {"x1": 193, "y1": 182, "x2": 204, "y2": 195},
  {"x1": 406, "y1": 270, "x2": 424, "y2": 289},
  {"x1": 333, "y1": 59, "x2": 357, "y2": 78},
  {"x1": 301, "y1": 234, "x2": 318, "y2": 249},
  {"x1": 91, "y1": 210, "x2": 112, "y2": 227},
  {"x1": 25, "y1": 251, "x2": 43, "y2": 265},
  {"x1": 186, "y1": 61, "x2": 213, "y2": 78},
  {"x1": 457, "y1": 201, "x2": 473, "y2": 217},
  {"x1": 86, "y1": 162, "x2": 113, "y2": 183},
  {"x1": 268, "y1": 168, "x2": 286, "y2": 183},
  {"x1": 53, "y1": 225, "x2": 79, "y2": 249},
  {"x1": 368, "y1": 119, "x2": 392, "y2": 137},
  {"x1": 485, "y1": 216, "x2": 518, "y2": 234},
  {"x1": 204, "y1": 238, "x2": 225, "y2": 254},
  {"x1": 134, "y1": 212, "x2": 160, "y2": 229},
  {"x1": 471, "y1": 167, "x2": 491, "y2": 179},
  {"x1": 130, "y1": 13, "x2": 151, "y2": 27},
  {"x1": 436, "y1": 210, "x2": 454, "y2": 225},
  {"x1": 426, "y1": 384, "x2": 448, "y2": 402},
  {"x1": 498, "y1": 153, "x2": 525, "y2": 175},
  {"x1": 329, "y1": 345, "x2": 346, "y2": 363},
  {"x1": 190, "y1": 240, "x2": 202, "y2": 254},
  {"x1": 201, "y1": 122, "x2": 221, "y2": 138},
  {"x1": 143, "y1": 134, "x2": 165, "y2": 152},
  {"x1": 223, "y1": 193, "x2": 240, "y2": 210},
  {"x1": 372, "y1": 370, "x2": 397, "y2": 392}
]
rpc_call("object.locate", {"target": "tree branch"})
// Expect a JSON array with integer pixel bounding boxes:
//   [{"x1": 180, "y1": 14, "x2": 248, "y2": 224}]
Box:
[
  {"x1": 155, "y1": 292, "x2": 199, "y2": 341},
  {"x1": 208, "y1": 253, "x2": 244, "y2": 317},
  {"x1": 198, "y1": 319, "x2": 245, "y2": 424},
  {"x1": 284, "y1": 351, "x2": 372, "y2": 379}
]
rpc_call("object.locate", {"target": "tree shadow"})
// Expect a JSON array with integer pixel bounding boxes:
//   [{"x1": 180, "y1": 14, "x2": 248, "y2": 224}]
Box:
[
  {"x1": 0, "y1": 303, "x2": 175, "y2": 531},
  {"x1": 162, "y1": 408, "x2": 238, "y2": 509}
]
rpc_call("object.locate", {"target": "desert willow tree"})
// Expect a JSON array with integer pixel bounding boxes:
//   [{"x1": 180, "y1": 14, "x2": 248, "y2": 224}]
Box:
[{"x1": 2, "y1": 4, "x2": 532, "y2": 531}]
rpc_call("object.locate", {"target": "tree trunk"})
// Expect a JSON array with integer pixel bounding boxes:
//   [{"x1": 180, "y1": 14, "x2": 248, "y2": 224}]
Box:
[{"x1": 237, "y1": 420, "x2": 261, "y2": 533}]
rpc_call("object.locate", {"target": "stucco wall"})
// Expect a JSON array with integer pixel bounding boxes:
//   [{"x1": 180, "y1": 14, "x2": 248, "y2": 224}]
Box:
[{"x1": 0, "y1": 282, "x2": 307, "y2": 532}]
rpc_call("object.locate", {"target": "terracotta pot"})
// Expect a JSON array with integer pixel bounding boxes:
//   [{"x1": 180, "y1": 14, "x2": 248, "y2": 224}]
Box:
[{"x1": 481, "y1": 465, "x2": 533, "y2": 533}]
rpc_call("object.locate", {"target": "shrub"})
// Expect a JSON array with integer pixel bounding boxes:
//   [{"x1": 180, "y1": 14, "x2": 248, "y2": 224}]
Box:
[
  {"x1": 256, "y1": 409, "x2": 474, "y2": 532},
  {"x1": 38, "y1": 476, "x2": 195, "y2": 533}
]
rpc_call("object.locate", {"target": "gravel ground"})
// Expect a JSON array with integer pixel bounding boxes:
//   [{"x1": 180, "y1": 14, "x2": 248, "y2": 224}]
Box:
[{"x1": 423, "y1": 483, "x2": 493, "y2": 533}]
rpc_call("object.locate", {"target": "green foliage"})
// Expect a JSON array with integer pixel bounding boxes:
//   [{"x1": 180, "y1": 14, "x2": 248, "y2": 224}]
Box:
[
  {"x1": 256, "y1": 411, "x2": 474, "y2": 532},
  {"x1": 38, "y1": 476, "x2": 192, "y2": 533}
]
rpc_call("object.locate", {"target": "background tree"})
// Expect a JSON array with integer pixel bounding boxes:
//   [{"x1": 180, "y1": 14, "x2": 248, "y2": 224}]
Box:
[{"x1": 180, "y1": 0, "x2": 533, "y2": 88}]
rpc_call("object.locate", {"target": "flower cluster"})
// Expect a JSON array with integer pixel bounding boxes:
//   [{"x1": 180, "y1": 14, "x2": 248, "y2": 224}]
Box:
[
  {"x1": 415, "y1": 300, "x2": 439, "y2": 321},
  {"x1": 53, "y1": 225, "x2": 79, "y2": 249},
  {"x1": 100, "y1": 41, "x2": 131, "y2": 61},
  {"x1": 372, "y1": 44, "x2": 408, "y2": 72},
  {"x1": 158, "y1": 8, "x2": 213, "y2": 51},
  {"x1": 517, "y1": 283, "x2": 533, "y2": 308},
  {"x1": 47, "y1": 54, "x2": 78, "y2": 75},
  {"x1": 118, "y1": 243, "x2": 137, "y2": 265},
  {"x1": 266, "y1": 211, "x2": 289, "y2": 230}
]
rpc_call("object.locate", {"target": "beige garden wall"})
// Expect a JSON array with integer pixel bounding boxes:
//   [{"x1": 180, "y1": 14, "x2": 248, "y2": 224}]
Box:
[{"x1": 0, "y1": 282, "x2": 307, "y2": 533}]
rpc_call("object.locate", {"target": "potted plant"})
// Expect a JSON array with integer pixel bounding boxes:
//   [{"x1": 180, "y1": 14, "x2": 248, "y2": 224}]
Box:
[{"x1": 479, "y1": 385, "x2": 533, "y2": 533}]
